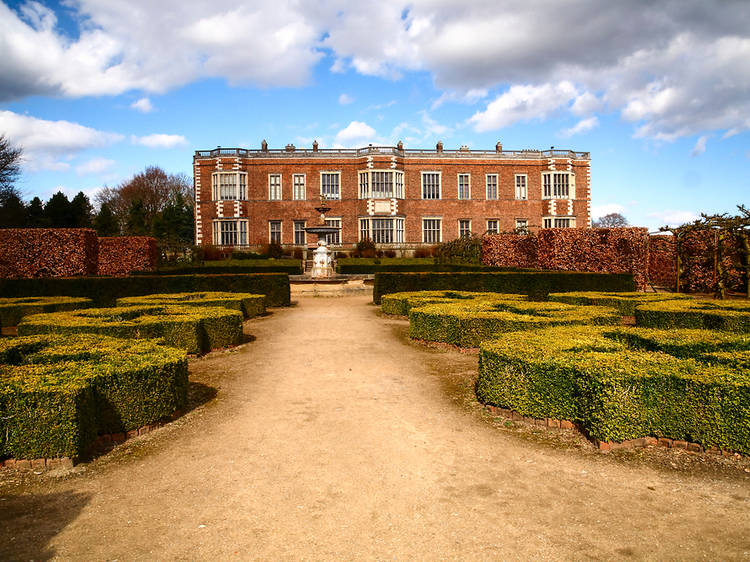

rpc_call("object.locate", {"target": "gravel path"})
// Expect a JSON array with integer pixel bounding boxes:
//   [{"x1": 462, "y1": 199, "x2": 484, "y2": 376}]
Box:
[{"x1": 1, "y1": 295, "x2": 749, "y2": 560}]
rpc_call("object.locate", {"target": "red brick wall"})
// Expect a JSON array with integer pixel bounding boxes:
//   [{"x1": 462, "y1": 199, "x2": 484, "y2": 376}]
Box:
[
  {"x1": 0, "y1": 228, "x2": 98, "y2": 278},
  {"x1": 482, "y1": 228, "x2": 650, "y2": 289},
  {"x1": 194, "y1": 150, "x2": 591, "y2": 247},
  {"x1": 97, "y1": 236, "x2": 157, "y2": 276}
]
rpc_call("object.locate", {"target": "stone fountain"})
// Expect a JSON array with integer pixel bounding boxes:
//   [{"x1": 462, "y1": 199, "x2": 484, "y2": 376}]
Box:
[{"x1": 304, "y1": 197, "x2": 339, "y2": 278}]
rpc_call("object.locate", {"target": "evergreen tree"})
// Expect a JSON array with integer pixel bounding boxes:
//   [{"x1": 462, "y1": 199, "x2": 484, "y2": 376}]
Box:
[
  {"x1": 153, "y1": 192, "x2": 194, "y2": 245},
  {"x1": 44, "y1": 191, "x2": 74, "y2": 227},
  {"x1": 94, "y1": 202, "x2": 119, "y2": 236},
  {"x1": 25, "y1": 197, "x2": 46, "y2": 227},
  {"x1": 70, "y1": 191, "x2": 94, "y2": 228},
  {"x1": 0, "y1": 191, "x2": 26, "y2": 228},
  {"x1": 125, "y1": 199, "x2": 148, "y2": 235}
]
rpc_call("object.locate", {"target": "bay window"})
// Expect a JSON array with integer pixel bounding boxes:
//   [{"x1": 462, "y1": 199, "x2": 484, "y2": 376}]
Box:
[
  {"x1": 358, "y1": 170, "x2": 404, "y2": 199},
  {"x1": 359, "y1": 217, "x2": 405, "y2": 244},
  {"x1": 212, "y1": 219, "x2": 248, "y2": 246},
  {"x1": 212, "y1": 172, "x2": 247, "y2": 201}
]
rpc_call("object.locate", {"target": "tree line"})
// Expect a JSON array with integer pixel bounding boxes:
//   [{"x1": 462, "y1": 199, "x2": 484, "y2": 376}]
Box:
[{"x1": 0, "y1": 135, "x2": 194, "y2": 248}]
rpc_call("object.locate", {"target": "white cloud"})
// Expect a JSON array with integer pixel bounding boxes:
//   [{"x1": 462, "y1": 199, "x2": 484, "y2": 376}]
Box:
[
  {"x1": 648, "y1": 209, "x2": 700, "y2": 227},
  {"x1": 131, "y1": 97, "x2": 154, "y2": 113},
  {"x1": 690, "y1": 135, "x2": 708, "y2": 157},
  {"x1": 334, "y1": 121, "x2": 377, "y2": 147},
  {"x1": 0, "y1": 110, "x2": 123, "y2": 171},
  {"x1": 431, "y1": 88, "x2": 488, "y2": 110},
  {"x1": 368, "y1": 100, "x2": 396, "y2": 111},
  {"x1": 468, "y1": 82, "x2": 578, "y2": 131},
  {"x1": 75, "y1": 157, "x2": 116, "y2": 176},
  {"x1": 338, "y1": 93, "x2": 354, "y2": 105},
  {"x1": 2, "y1": 1, "x2": 750, "y2": 141},
  {"x1": 131, "y1": 133, "x2": 188, "y2": 148},
  {"x1": 591, "y1": 203, "x2": 625, "y2": 219},
  {"x1": 560, "y1": 116, "x2": 599, "y2": 137}
]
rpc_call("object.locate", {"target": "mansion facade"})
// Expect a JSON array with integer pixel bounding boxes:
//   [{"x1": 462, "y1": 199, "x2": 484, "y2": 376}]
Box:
[{"x1": 193, "y1": 141, "x2": 591, "y2": 249}]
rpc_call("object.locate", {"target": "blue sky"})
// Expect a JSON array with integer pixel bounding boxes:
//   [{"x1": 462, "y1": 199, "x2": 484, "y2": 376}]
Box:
[{"x1": 1, "y1": 0, "x2": 748, "y2": 230}]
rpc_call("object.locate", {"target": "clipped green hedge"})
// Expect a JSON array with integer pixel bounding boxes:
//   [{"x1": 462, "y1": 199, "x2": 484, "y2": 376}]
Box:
[
  {"x1": 548, "y1": 291, "x2": 693, "y2": 316},
  {"x1": 0, "y1": 296, "x2": 93, "y2": 328},
  {"x1": 373, "y1": 271, "x2": 635, "y2": 304},
  {"x1": 0, "y1": 273, "x2": 290, "y2": 307},
  {"x1": 17, "y1": 305, "x2": 243, "y2": 354},
  {"x1": 337, "y1": 258, "x2": 517, "y2": 274},
  {"x1": 409, "y1": 299, "x2": 620, "y2": 348},
  {"x1": 635, "y1": 299, "x2": 750, "y2": 332},
  {"x1": 381, "y1": 290, "x2": 526, "y2": 316},
  {"x1": 116, "y1": 292, "x2": 265, "y2": 319},
  {"x1": 477, "y1": 326, "x2": 750, "y2": 453},
  {"x1": 0, "y1": 334, "x2": 187, "y2": 459},
  {"x1": 135, "y1": 259, "x2": 303, "y2": 276}
]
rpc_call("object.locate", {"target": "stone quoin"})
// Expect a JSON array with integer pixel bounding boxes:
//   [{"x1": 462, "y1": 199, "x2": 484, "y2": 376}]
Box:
[{"x1": 193, "y1": 142, "x2": 591, "y2": 250}]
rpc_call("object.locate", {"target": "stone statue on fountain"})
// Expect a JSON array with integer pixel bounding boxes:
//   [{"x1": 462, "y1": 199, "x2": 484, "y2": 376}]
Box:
[{"x1": 305, "y1": 195, "x2": 337, "y2": 278}]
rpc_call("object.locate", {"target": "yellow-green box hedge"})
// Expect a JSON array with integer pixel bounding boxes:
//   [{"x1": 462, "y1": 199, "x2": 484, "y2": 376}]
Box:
[
  {"x1": 548, "y1": 291, "x2": 692, "y2": 316},
  {"x1": 0, "y1": 334, "x2": 187, "y2": 459},
  {"x1": 381, "y1": 291, "x2": 526, "y2": 316},
  {"x1": 635, "y1": 299, "x2": 750, "y2": 332},
  {"x1": 408, "y1": 299, "x2": 621, "y2": 348},
  {"x1": 477, "y1": 326, "x2": 750, "y2": 453},
  {"x1": 0, "y1": 296, "x2": 93, "y2": 328},
  {"x1": 17, "y1": 305, "x2": 243, "y2": 354},
  {"x1": 116, "y1": 292, "x2": 265, "y2": 319}
]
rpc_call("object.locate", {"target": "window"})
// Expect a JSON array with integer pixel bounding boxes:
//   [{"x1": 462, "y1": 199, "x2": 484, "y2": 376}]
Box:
[
  {"x1": 212, "y1": 219, "x2": 247, "y2": 246},
  {"x1": 293, "y1": 174, "x2": 306, "y2": 200},
  {"x1": 294, "y1": 220, "x2": 306, "y2": 245},
  {"x1": 269, "y1": 174, "x2": 282, "y2": 200},
  {"x1": 269, "y1": 220, "x2": 282, "y2": 243},
  {"x1": 324, "y1": 218, "x2": 341, "y2": 245},
  {"x1": 486, "y1": 174, "x2": 498, "y2": 200},
  {"x1": 515, "y1": 174, "x2": 527, "y2": 200},
  {"x1": 458, "y1": 173, "x2": 470, "y2": 200},
  {"x1": 212, "y1": 172, "x2": 247, "y2": 200},
  {"x1": 421, "y1": 172, "x2": 441, "y2": 199},
  {"x1": 458, "y1": 219, "x2": 471, "y2": 237},
  {"x1": 543, "y1": 217, "x2": 575, "y2": 228},
  {"x1": 542, "y1": 172, "x2": 573, "y2": 199},
  {"x1": 486, "y1": 219, "x2": 499, "y2": 234},
  {"x1": 359, "y1": 217, "x2": 405, "y2": 244},
  {"x1": 422, "y1": 218, "x2": 442, "y2": 243},
  {"x1": 321, "y1": 172, "x2": 340, "y2": 200},
  {"x1": 359, "y1": 170, "x2": 404, "y2": 198},
  {"x1": 515, "y1": 219, "x2": 528, "y2": 233}
]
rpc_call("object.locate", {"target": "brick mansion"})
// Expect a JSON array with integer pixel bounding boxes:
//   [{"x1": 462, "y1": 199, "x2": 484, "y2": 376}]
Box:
[{"x1": 193, "y1": 141, "x2": 591, "y2": 249}]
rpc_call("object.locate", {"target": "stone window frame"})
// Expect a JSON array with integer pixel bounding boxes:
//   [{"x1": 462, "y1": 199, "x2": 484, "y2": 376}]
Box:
[
  {"x1": 457, "y1": 173, "x2": 471, "y2": 200},
  {"x1": 269, "y1": 220, "x2": 282, "y2": 243},
  {"x1": 268, "y1": 173, "x2": 282, "y2": 201},
  {"x1": 292, "y1": 173, "x2": 306, "y2": 201},
  {"x1": 542, "y1": 216, "x2": 576, "y2": 228},
  {"x1": 212, "y1": 218, "x2": 248, "y2": 246},
  {"x1": 542, "y1": 171, "x2": 575, "y2": 200},
  {"x1": 515, "y1": 174, "x2": 528, "y2": 200},
  {"x1": 485, "y1": 174, "x2": 498, "y2": 200},
  {"x1": 211, "y1": 171, "x2": 247, "y2": 201},
  {"x1": 358, "y1": 216, "x2": 405, "y2": 244},
  {"x1": 293, "y1": 220, "x2": 306, "y2": 245},
  {"x1": 320, "y1": 171, "x2": 341, "y2": 200},
  {"x1": 486, "y1": 219, "x2": 499, "y2": 234},
  {"x1": 458, "y1": 218, "x2": 472, "y2": 237},
  {"x1": 422, "y1": 216, "x2": 442, "y2": 243},
  {"x1": 421, "y1": 171, "x2": 442, "y2": 200}
]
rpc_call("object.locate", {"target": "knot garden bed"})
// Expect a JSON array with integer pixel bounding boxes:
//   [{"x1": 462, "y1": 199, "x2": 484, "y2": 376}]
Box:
[
  {"x1": 0, "y1": 334, "x2": 188, "y2": 460},
  {"x1": 0, "y1": 296, "x2": 94, "y2": 328},
  {"x1": 17, "y1": 304, "x2": 243, "y2": 355},
  {"x1": 116, "y1": 291, "x2": 265, "y2": 319},
  {"x1": 382, "y1": 290, "x2": 750, "y2": 454}
]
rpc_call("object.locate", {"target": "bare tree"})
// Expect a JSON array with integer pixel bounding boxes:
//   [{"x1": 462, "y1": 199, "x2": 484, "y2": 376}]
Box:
[
  {"x1": 592, "y1": 212, "x2": 629, "y2": 228},
  {"x1": 0, "y1": 134, "x2": 23, "y2": 196}
]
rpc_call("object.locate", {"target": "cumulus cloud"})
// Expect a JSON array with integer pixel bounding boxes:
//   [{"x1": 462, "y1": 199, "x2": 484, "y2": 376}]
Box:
[
  {"x1": 648, "y1": 209, "x2": 700, "y2": 227},
  {"x1": 2, "y1": 1, "x2": 750, "y2": 140},
  {"x1": 131, "y1": 134, "x2": 188, "y2": 148},
  {"x1": 560, "y1": 116, "x2": 599, "y2": 137},
  {"x1": 131, "y1": 97, "x2": 154, "y2": 113},
  {"x1": 468, "y1": 82, "x2": 578, "y2": 131},
  {"x1": 591, "y1": 203, "x2": 625, "y2": 219},
  {"x1": 0, "y1": 110, "x2": 123, "y2": 171},
  {"x1": 75, "y1": 157, "x2": 116, "y2": 176},
  {"x1": 338, "y1": 93, "x2": 354, "y2": 105},
  {"x1": 691, "y1": 135, "x2": 708, "y2": 157},
  {"x1": 334, "y1": 121, "x2": 377, "y2": 147}
]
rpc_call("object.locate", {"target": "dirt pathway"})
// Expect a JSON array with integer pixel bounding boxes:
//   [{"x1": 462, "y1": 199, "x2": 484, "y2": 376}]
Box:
[{"x1": 2, "y1": 295, "x2": 749, "y2": 560}]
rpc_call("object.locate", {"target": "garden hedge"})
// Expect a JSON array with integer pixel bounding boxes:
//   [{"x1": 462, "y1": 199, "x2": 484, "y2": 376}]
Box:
[
  {"x1": 136, "y1": 259, "x2": 302, "y2": 276},
  {"x1": 635, "y1": 299, "x2": 750, "y2": 332},
  {"x1": 336, "y1": 258, "x2": 517, "y2": 274},
  {"x1": 477, "y1": 326, "x2": 750, "y2": 453},
  {"x1": 548, "y1": 291, "x2": 693, "y2": 316},
  {"x1": 18, "y1": 305, "x2": 243, "y2": 354},
  {"x1": 0, "y1": 334, "x2": 187, "y2": 459},
  {"x1": 381, "y1": 290, "x2": 526, "y2": 316},
  {"x1": 0, "y1": 272, "x2": 291, "y2": 307},
  {"x1": 98, "y1": 236, "x2": 157, "y2": 276},
  {"x1": 409, "y1": 298, "x2": 620, "y2": 348},
  {"x1": 373, "y1": 271, "x2": 635, "y2": 304},
  {"x1": 116, "y1": 292, "x2": 265, "y2": 319},
  {"x1": 0, "y1": 296, "x2": 93, "y2": 328}
]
